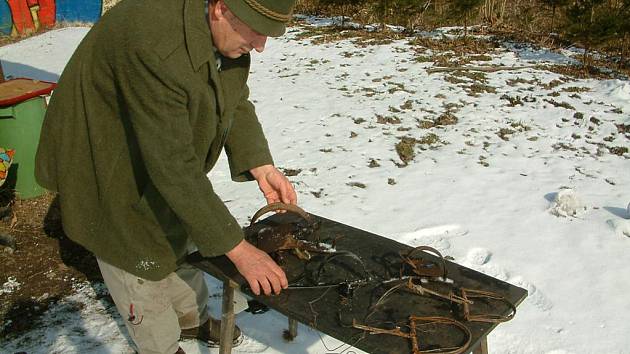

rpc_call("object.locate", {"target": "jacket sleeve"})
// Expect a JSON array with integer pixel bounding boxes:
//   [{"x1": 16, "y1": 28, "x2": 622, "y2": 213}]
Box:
[
  {"x1": 224, "y1": 84, "x2": 274, "y2": 182},
  {"x1": 118, "y1": 46, "x2": 243, "y2": 257}
]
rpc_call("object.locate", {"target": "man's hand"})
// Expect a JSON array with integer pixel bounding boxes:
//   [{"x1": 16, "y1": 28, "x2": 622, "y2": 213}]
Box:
[
  {"x1": 250, "y1": 164, "x2": 297, "y2": 205},
  {"x1": 226, "y1": 239, "x2": 288, "y2": 295}
]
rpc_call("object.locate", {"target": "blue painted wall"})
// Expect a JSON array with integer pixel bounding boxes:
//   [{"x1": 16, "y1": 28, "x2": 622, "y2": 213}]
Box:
[
  {"x1": 55, "y1": 0, "x2": 102, "y2": 23},
  {"x1": 0, "y1": 1, "x2": 13, "y2": 36}
]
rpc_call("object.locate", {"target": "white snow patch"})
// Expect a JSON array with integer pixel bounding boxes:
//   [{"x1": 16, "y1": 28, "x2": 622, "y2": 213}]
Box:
[
  {"x1": 548, "y1": 189, "x2": 587, "y2": 218},
  {"x1": 0, "y1": 276, "x2": 21, "y2": 295},
  {"x1": 606, "y1": 219, "x2": 630, "y2": 237}
]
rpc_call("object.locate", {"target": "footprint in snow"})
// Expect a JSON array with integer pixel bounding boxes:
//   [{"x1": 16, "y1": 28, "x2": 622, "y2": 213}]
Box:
[
  {"x1": 462, "y1": 248, "x2": 510, "y2": 281},
  {"x1": 397, "y1": 224, "x2": 468, "y2": 254},
  {"x1": 509, "y1": 275, "x2": 553, "y2": 312},
  {"x1": 465, "y1": 247, "x2": 491, "y2": 265},
  {"x1": 233, "y1": 335, "x2": 270, "y2": 353},
  {"x1": 180, "y1": 335, "x2": 269, "y2": 353}
]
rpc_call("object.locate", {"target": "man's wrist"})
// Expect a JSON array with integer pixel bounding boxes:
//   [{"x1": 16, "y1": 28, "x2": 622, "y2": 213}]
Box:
[{"x1": 249, "y1": 164, "x2": 274, "y2": 180}]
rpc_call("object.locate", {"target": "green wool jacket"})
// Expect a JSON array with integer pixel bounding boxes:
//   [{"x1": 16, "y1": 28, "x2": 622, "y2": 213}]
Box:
[{"x1": 35, "y1": 0, "x2": 274, "y2": 280}]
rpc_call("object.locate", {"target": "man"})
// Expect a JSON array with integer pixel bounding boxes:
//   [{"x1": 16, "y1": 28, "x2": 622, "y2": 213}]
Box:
[{"x1": 35, "y1": 0, "x2": 298, "y2": 352}]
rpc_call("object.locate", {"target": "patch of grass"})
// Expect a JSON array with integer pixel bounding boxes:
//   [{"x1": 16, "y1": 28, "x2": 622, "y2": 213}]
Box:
[
  {"x1": 346, "y1": 181, "x2": 367, "y2": 189},
  {"x1": 400, "y1": 100, "x2": 413, "y2": 110},
  {"x1": 407, "y1": 37, "x2": 499, "y2": 56},
  {"x1": 506, "y1": 78, "x2": 537, "y2": 86},
  {"x1": 609, "y1": 107, "x2": 623, "y2": 114},
  {"x1": 417, "y1": 133, "x2": 442, "y2": 146},
  {"x1": 497, "y1": 128, "x2": 516, "y2": 141},
  {"x1": 280, "y1": 168, "x2": 302, "y2": 177},
  {"x1": 500, "y1": 94, "x2": 524, "y2": 107},
  {"x1": 444, "y1": 75, "x2": 468, "y2": 84},
  {"x1": 465, "y1": 83, "x2": 497, "y2": 96},
  {"x1": 417, "y1": 119, "x2": 436, "y2": 129},
  {"x1": 608, "y1": 146, "x2": 628, "y2": 156},
  {"x1": 387, "y1": 81, "x2": 415, "y2": 94},
  {"x1": 544, "y1": 99, "x2": 575, "y2": 110},
  {"x1": 552, "y1": 142, "x2": 577, "y2": 151},
  {"x1": 452, "y1": 70, "x2": 487, "y2": 82},
  {"x1": 616, "y1": 123, "x2": 629, "y2": 134},
  {"x1": 468, "y1": 54, "x2": 493, "y2": 62},
  {"x1": 376, "y1": 114, "x2": 401, "y2": 124},
  {"x1": 435, "y1": 112, "x2": 458, "y2": 126},
  {"x1": 414, "y1": 55, "x2": 433, "y2": 63},
  {"x1": 510, "y1": 121, "x2": 531, "y2": 131},
  {"x1": 395, "y1": 137, "x2": 417, "y2": 164},
  {"x1": 540, "y1": 64, "x2": 614, "y2": 80},
  {"x1": 368, "y1": 159, "x2": 380, "y2": 168},
  {"x1": 540, "y1": 79, "x2": 564, "y2": 90},
  {"x1": 561, "y1": 86, "x2": 591, "y2": 93},
  {"x1": 478, "y1": 156, "x2": 489, "y2": 167}
]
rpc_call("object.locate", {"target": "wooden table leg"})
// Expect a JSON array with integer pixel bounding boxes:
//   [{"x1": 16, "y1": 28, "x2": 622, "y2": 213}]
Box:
[
  {"x1": 288, "y1": 317, "x2": 298, "y2": 339},
  {"x1": 219, "y1": 280, "x2": 237, "y2": 354},
  {"x1": 472, "y1": 336, "x2": 488, "y2": 354}
]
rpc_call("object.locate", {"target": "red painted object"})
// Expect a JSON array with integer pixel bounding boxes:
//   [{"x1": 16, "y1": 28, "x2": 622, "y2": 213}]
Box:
[
  {"x1": 7, "y1": 0, "x2": 34, "y2": 34},
  {"x1": 35, "y1": 0, "x2": 56, "y2": 29},
  {"x1": 6, "y1": 0, "x2": 56, "y2": 34},
  {"x1": 0, "y1": 78, "x2": 57, "y2": 107}
]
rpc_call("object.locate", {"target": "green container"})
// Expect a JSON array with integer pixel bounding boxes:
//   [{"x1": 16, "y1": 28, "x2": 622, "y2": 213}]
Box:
[{"x1": 0, "y1": 97, "x2": 47, "y2": 199}]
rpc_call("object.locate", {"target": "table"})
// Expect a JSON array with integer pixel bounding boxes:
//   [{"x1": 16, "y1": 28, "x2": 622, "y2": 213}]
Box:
[{"x1": 188, "y1": 212, "x2": 527, "y2": 354}]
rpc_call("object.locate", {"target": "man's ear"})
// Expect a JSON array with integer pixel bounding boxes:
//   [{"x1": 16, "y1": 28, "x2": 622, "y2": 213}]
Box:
[{"x1": 211, "y1": 0, "x2": 228, "y2": 21}]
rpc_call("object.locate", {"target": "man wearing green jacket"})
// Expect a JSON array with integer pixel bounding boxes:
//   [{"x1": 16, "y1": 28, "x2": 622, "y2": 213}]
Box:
[{"x1": 35, "y1": 0, "x2": 298, "y2": 352}]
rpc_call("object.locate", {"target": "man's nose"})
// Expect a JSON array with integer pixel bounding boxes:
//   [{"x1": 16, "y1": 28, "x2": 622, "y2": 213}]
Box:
[{"x1": 251, "y1": 34, "x2": 267, "y2": 53}]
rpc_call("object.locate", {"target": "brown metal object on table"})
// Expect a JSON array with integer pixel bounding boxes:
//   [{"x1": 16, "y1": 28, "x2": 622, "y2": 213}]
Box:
[
  {"x1": 461, "y1": 288, "x2": 516, "y2": 323},
  {"x1": 403, "y1": 279, "x2": 516, "y2": 323},
  {"x1": 352, "y1": 315, "x2": 471, "y2": 354},
  {"x1": 409, "y1": 316, "x2": 472, "y2": 354},
  {"x1": 403, "y1": 278, "x2": 472, "y2": 305},
  {"x1": 399, "y1": 245, "x2": 447, "y2": 278},
  {"x1": 249, "y1": 202, "x2": 329, "y2": 259}
]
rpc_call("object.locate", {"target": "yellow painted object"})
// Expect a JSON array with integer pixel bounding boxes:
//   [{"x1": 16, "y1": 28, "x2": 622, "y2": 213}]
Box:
[{"x1": 0, "y1": 147, "x2": 14, "y2": 187}]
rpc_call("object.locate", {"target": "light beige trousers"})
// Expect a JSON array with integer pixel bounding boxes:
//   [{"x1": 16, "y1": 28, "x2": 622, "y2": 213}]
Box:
[{"x1": 97, "y1": 258, "x2": 209, "y2": 354}]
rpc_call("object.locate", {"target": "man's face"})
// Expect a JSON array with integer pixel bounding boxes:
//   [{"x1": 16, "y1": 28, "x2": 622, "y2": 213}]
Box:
[{"x1": 209, "y1": 1, "x2": 268, "y2": 59}]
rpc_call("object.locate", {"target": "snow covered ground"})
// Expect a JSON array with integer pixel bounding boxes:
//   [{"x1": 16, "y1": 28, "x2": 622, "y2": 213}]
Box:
[{"x1": 1, "y1": 21, "x2": 629, "y2": 354}]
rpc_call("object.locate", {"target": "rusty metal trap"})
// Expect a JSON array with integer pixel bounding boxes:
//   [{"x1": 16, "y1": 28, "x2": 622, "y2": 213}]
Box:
[{"x1": 190, "y1": 206, "x2": 528, "y2": 354}]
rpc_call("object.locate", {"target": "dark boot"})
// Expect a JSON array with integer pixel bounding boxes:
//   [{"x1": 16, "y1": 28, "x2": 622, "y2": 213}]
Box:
[{"x1": 180, "y1": 317, "x2": 242, "y2": 347}]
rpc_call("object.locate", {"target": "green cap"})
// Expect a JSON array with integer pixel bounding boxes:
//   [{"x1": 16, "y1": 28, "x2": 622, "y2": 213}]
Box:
[{"x1": 224, "y1": 0, "x2": 296, "y2": 37}]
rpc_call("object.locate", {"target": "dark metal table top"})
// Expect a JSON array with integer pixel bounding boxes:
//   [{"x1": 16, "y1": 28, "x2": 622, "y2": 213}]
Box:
[{"x1": 188, "y1": 212, "x2": 527, "y2": 354}]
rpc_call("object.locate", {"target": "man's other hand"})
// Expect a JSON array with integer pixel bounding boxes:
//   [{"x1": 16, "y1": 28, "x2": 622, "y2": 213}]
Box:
[
  {"x1": 226, "y1": 239, "x2": 288, "y2": 295},
  {"x1": 249, "y1": 164, "x2": 297, "y2": 205}
]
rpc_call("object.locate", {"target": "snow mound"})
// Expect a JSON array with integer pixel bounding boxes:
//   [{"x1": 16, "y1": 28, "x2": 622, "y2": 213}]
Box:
[
  {"x1": 599, "y1": 79, "x2": 630, "y2": 101},
  {"x1": 548, "y1": 189, "x2": 587, "y2": 218}
]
